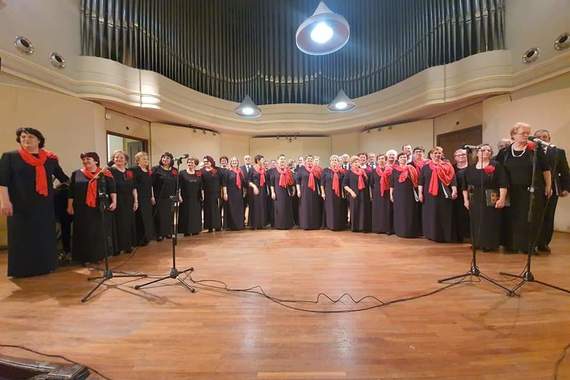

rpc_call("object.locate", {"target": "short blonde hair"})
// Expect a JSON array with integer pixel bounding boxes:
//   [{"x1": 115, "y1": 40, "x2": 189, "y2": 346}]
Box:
[
  {"x1": 134, "y1": 151, "x2": 148, "y2": 164},
  {"x1": 112, "y1": 150, "x2": 128, "y2": 161},
  {"x1": 510, "y1": 122, "x2": 531, "y2": 138},
  {"x1": 350, "y1": 155, "x2": 360, "y2": 164},
  {"x1": 329, "y1": 154, "x2": 339, "y2": 162}
]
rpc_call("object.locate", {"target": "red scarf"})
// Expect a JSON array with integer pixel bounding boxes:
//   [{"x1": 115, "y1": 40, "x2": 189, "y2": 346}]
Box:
[
  {"x1": 277, "y1": 166, "x2": 294, "y2": 188},
  {"x1": 414, "y1": 159, "x2": 427, "y2": 171},
  {"x1": 397, "y1": 164, "x2": 419, "y2": 187},
  {"x1": 81, "y1": 167, "x2": 112, "y2": 208},
  {"x1": 351, "y1": 167, "x2": 368, "y2": 190},
  {"x1": 18, "y1": 148, "x2": 57, "y2": 197},
  {"x1": 376, "y1": 165, "x2": 393, "y2": 196},
  {"x1": 330, "y1": 167, "x2": 342, "y2": 197},
  {"x1": 231, "y1": 168, "x2": 242, "y2": 189},
  {"x1": 428, "y1": 161, "x2": 454, "y2": 196},
  {"x1": 306, "y1": 165, "x2": 320, "y2": 192},
  {"x1": 257, "y1": 166, "x2": 266, "y2": 187}
]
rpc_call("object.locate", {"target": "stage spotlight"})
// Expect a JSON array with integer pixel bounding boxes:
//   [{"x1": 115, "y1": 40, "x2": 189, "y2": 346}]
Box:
[
  {"x1": 296, "y1": 1, "x2": 350, "y2": 55},
  {"x1": 235, "y1": 95, "x2": 261, "y2": 118},
  {"x1": 14, "y1": 36, "x2": 34, "y2": 54},
  {"x1": 49, "y1": 52, "x2": 65, "y2": 69},
  {"x1": 327, "y1": 89, "x2": 355, "y2": 112},
  {"x1": 522, "y1": 47, "x2": 540, "y2": 64},
  {"x1": 554, "y1": 32, "x2": 569, "y2": 51}
]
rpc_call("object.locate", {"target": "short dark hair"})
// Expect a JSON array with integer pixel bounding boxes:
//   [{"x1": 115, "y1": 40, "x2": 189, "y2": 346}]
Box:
[
  {"x1": 203, "y1": 155, "x2": 216, "y2": 168},
  {"x1": 80, "y1": 152, "x2": 101, "y2": 166},
  {"x1": 187, "y1": 157, "x2": 199, "y2": 165},
  {"x1": 160, "y1": 152, "x2": 174, "y2": 164},
  {"x1": 16, "y1": 127, "x2": 45, "y2": 148},
  {"x1": 397, "y1": 152, "x2": 408, "y2": 161},
  {"x1": 254, "y1": 154, "x2": 264, "y2": 164},
  {"x1": 219, "y1": 156, "x2": 229, "y2": 163},
  {"x1": 413, "y1": 146, "x2": 425, "y2": 153}
]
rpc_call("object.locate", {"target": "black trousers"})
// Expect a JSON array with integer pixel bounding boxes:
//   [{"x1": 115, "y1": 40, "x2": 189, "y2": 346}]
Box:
[{"x1": 538, "y1": 195, "x2": 558, "y2": 247}]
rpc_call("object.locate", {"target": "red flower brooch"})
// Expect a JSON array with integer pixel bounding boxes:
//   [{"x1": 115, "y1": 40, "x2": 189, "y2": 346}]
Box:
[
  {"x1": 483, "y1": 165, "x2": 496, "y2": 175},
  {"x1": 126, "y1": 170, "x2": 134, "y2": 180},
  {"x1": 526, "y1": 141, "x2": 536, "y2": 151}
]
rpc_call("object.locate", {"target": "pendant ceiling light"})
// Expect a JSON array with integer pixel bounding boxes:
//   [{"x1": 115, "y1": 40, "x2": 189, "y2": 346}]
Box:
[
  {"x1": 327, "y1": 89, "x2": 355, "y2": 112},
  {"x1": 234, "y1": 95, "x2": 261, "y2": 118},
  {"x1": 295, "y1": 1, "x2": 350, "y2": 56}
]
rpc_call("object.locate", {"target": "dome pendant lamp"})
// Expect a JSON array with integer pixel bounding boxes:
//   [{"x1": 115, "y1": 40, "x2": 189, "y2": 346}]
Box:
[
  {"x1": 235, "y1": 95, "x2": 262, "y2": 118},
  {"x1": 295, "y1": 1, "x2": 350, "y2": 56},
  {"x1": 327, "y1": 89, "x2": 355, "y2": 112}
]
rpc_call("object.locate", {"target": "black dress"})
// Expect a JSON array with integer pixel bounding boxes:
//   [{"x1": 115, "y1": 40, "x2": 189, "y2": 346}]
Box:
[
  {"x1": 496, "y1": 145, "x2": 549, "y2": 252},
  {"x1": 201, "y1": 168, "x2": 222, "y2": 231},
  {"x1": 295, "y1": 166, "x2": 322, "y2": 230},
  {"x1": 0, "y1": 151, "x2": 68, "y2": 277},
  {"x1": 69, "y1": 169, "x2": 116, "y2": 264},
  {"x1": 152, "y1": 166, "x2": 177, "y2": 238},
  {"x1": 420, "y1": 164, "x2": 457, "y2": 242},
  {"x1": 390, "y1": 167, "x2": 421, "y2": 238},
  {"x1": 462, "y1": 162, "x2": 508, "y2": 250},
  {"x1": 270, "y1": 168, "x2": 295, "y2": 230},
  {"x1": 247, "y1": 167, "x2": 268, "y2": 229},
  {"x1": 179, "y1": 170, "x2": 203, "y2": 234},
  {"x1": 453, "y1": 165, "x2": 470, "y2": 242},
  {"x1": 109, "y1": 167, "x2": 136, "y2": 253},
  {"x1": 218, "y1": 167, "x2": 229, "y2": 230},
  {"x1": 343, "y1": 170, "x2": 371, "y2": 232},
  {"x1": 321, "y1": 168, "x2": 346, "y2": 231},
  {"x1": 132, "y1": 166, "x2": 155, "y2": 245},
  {"x1": 370, "y1": 168, "x2": 393, "y2": 234},
  {"x1": 266, "y1": 168, "x2": 276, "y2": 227},
  {"x1": 223, "y1": 169, "x2": 245, "y2": 230}
]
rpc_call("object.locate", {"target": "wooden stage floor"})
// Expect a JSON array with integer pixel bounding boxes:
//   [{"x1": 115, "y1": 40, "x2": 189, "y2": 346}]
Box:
[{"x1": 1, "y1": 230, "x2": 570, "y2": 379}]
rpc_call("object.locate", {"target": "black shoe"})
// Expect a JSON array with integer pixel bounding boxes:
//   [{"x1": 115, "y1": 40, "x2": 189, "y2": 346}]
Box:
[
  {"x1": 208, "y1": 229, "x2": 213, "y2": 233},
  {"x1": 537, "y1": 245, "x2": 551, "y2": 253},
  {"x1": 156, "y1": 237, "x2": 163, "y2": 242},
  {"x1": 184, "y1": 233, "x2": 190, "y2": 237}
]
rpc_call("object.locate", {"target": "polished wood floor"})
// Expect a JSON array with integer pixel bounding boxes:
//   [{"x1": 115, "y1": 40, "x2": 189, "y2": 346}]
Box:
[{"x1": 1, "y1": 230, "x2": 570, "y2": 379}]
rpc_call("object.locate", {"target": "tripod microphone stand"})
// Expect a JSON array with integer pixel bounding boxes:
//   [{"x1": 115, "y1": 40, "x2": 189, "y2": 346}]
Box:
[
  {"x1": 438, "y1": 150, "x2": 514, "y2": 296},
  {"x1": 82, "y1": 171, "x2": 147, "y2": 303},
  {"x1": 135, "y1": 156, "x2": 196, "y2": 293},
  {"x1": 500, "y1": 142, "x2": 570, "y2": 295}
]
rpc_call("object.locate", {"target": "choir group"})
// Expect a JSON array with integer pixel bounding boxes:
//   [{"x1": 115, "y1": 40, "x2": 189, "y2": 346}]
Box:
[{"x1": 1, "y1": 122, "x2": 568, "y2": 278}]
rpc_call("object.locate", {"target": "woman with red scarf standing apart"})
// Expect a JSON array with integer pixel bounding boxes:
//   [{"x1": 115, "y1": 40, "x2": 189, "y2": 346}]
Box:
[
  {"x1": 0, "y1": 128, "x2": 68, "y2": 277},
  {"x1": 320, "y1": 155, "x2": 346, "y2": 231},
  {"x1": 495, "y1": 123, "x2": 551, "y2": 253},
  {"x1": 222, "y1": 156, "x2": 246, "y2": 230},
  {"x1": 247, "y1": 154, "x2": 269, "y2": 229},
  {"x1": 67, "y1": 152, "x2": 117, "y2": 264},
  {"x1": 418, "y1": 147, "x2": 458, "y2": 242},
  {"x1": 152, "y1": 152, "x2": 178, "y2": 240},
  {"x1": 270, "y1": 154, "x2": 295, "y2": 230},
  {"x1": 390, "y1": 152, "x2": 421, "y2": 238},
  {"x1": 370, "y1": 154, "x2": 393, "y2": 234},
  {"x1": 343, "y1": 156, "x2": 372, "y2": 232},
  {"x1": 462, "y1": 144, "x2": 508, "y2": 251},
  {"x1": 295, "y1": 155, "x2": 322, "y2": 230}
]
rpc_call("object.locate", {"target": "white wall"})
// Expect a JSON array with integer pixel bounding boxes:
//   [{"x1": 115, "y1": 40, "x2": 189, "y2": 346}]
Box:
[
  {"x1": 150, "y1": 123, "x2": 221, "y2": 165},
  {"x1": 359, "y1": 120, "x2": 434, "y2": 155},
  {"x1": 331, "y1": 132, "x2": 360, "y2": 156},
  {"x1": 250, "y1": 137, "x2": 331, "y2": 163}
]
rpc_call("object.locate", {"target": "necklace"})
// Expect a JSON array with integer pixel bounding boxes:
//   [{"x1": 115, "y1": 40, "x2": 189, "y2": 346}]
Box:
[{"x1": 511, "y1": 144, "x2": 526, "y2": 158}]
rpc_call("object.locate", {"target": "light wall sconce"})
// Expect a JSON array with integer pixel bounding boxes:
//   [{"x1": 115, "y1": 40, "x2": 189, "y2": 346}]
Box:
[
  {"x1": 522, "y1": 47, "x2": 540, "y2": 64},
  {"x1": 14, "y1": 36, "x2": 34, "y2": 54},
  {"x1": 554, "y1": 32, "x2": 569, "y2": 51}
]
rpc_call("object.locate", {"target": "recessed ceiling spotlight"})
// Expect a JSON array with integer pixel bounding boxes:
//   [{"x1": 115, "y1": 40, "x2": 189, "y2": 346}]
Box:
[
  {"x1": 296, "y1": 1, "x2": 350, "y2": 55},
  {"x1": 14, "y1": 36, "x2": 34, "y2": 54},
  {"x1": 49, "y1": 52, "x2": 65, "y2": 69},
  {"x1": 554, "y1": 32, "x2": 569, "y2": 51},
  {"x1": 522, "y1": 47, "x2": 540, "y2": 64}
]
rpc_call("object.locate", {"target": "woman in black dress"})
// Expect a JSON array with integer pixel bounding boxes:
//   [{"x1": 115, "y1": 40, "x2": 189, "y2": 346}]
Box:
[
  {"x1": 495, "y1": 123, "x2": 551, "y2": 253},
  {"x1": 201, "y1": 155, "x2": 222, "y2": 232},
  {"x1": 295, "y1": 155, "x2": 322, "y2": 230},
  {"x1": 109, "y1": 150, "x2": 137, "y2": 254},
  {"x1": 222, "y1": 157, "x2": 245, "y2": 231},
  {"x1": 452, "y1": 148, "x2": 470, "y2": 242},
  {"x1": 247, "y1": 154, "x2": 269, "y2": 229},
  {"x1": 370, "y1": 154, "x2": 393, "y2": 234},
  {"x1": 320, "y1": 155, "x2": 346, "y2": 231},
  {"x1": 270, "y1": 154, "x2": 295, "y2": 230},
  {"x1": 179, "y1": 157, "x2": 204, "y2": 235},
  {"x1": 152, "y1": 152, "x2": 177, "y2": 240},
  {"x1": 463, "y1": 144, "x2": 508, "y2": 251},
  {"x1": 343, "y1": 156, "x2": 371, "y2": 232},
  {"x1": 418, "y1": 147, "x2": 458, "y2": 242},
  {"x1": 218, "y1": 156, "x2": 230, "y2": 230},
  {"x1": 67, "y1": 152, "x2": 117, "y2": 264},
  {"x1": 0, "y1": 128, "x2": 68, "y2": 277},
  {"x1": 132, "y1": 152, "x2": 155, "y2": 245},
  {"x1": 390, "y1": 152, "x2": 421, "y2": 238}
]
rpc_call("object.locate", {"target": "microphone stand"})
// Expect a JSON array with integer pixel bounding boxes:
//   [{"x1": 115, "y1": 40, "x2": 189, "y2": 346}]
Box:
[
  {"x1": 500, "y1": 142, "x2": 570, "y2": 295},
  {"x1": 81, "y1": 170, "x2": 147, "y2": 303},
  {"x1": 135, "y1": 157, "x2": 196, "y2": 293},
  {"x1": 438, "y1": 150, "x2": 514, "y2": 296}
]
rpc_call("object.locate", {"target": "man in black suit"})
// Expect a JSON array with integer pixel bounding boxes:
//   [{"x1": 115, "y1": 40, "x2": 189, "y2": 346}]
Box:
[{"x1": 534, "y1": 129, "x2": 570, "y2": 253}]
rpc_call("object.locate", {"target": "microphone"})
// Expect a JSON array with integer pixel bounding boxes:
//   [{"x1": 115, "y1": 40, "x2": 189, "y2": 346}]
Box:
[
  {"x1": 175, "y1": 153, "x2": 190, "y2": 162},
  {"x1": 461, "y1": 144, "x2": 480, "y2": 150},
  {"x1": 528, "y1": 136, "x2": 555, "y2": 148}
]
